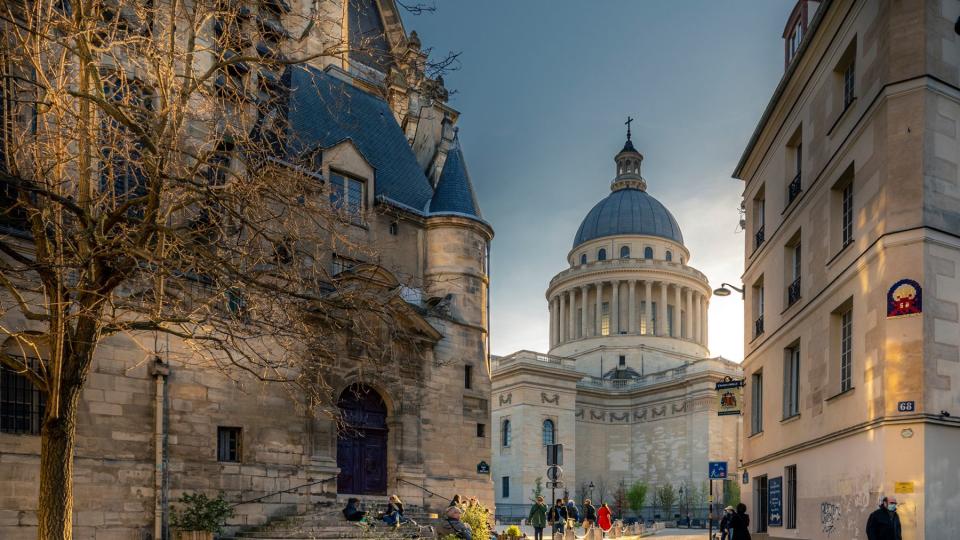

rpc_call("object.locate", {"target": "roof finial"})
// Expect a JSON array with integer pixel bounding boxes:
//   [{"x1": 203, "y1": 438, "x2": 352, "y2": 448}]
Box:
[{"x1": 625, "y1": 116, "x2": 634, "y2": 141}]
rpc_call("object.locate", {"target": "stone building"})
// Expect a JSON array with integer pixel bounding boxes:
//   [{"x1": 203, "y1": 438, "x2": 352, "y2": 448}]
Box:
[
  {"x1": 491, "y1": 133, "x2": 742, "y2": 520},
  {"x1": 733, "y1": 0, "x2": 960, "y2": 538},
  {"x1": 0, "y1": 1, "x2": 493, "y2": 538}
]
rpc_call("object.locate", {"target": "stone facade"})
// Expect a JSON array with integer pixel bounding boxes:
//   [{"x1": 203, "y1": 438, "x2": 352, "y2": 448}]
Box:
[
  {"x1": 492, "y1": 138, "x2": 742, "y2": 520},
  {"x1": 734, "y1": 1, "x2": 960, "y2": 539},
  {"x1": 0, "y1": 1, "x2": 494, "y2": 538}
]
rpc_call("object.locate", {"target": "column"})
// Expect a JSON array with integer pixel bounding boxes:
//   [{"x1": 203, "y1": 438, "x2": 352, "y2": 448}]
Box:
[
  {"x1": 694, "y1": 293, "x2": 702, "y2": 344},
  {"x1": 673, "y1": 284, "x2": 682, "y2": 340},
  {"x1": 549, "y1": 297, "x2": 556, "y2": 347},
  {"x1": 559, "y1": 292, "x2": 566, "y2": 343},
  {"x1": 568, "y1": 290, "x2": 577, "y2": 341},
  {"x1": 581, "y1": 285, "x2": 589, "y2": 340},
  {"x1": 644, "y1": 281, "x2": 653, "y2": 335},
  {"x1": 685, "y1": 288, "x2": 694, "y2": 340},
  {"x1": 658, "y1": 282, "x2": 668, "y2": 337},
  {"x1": 611, "y1": 280, "x2": 620, "y2": 335},
  {"x1": 595, "y1": 282, "x2": 603, "y2": 336},
  {"x1": 628, "y1": 280, "x2": 637, "y2": 334},
  {"x1": 702, "y1": 296, "x2": 709, "y2": 346}
]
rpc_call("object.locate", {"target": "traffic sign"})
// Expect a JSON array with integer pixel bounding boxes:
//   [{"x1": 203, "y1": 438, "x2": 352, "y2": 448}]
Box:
[
  {"x1": 709, "y1": 461, "x2": 728, "y2": 479},
  {"x1": 547, "y1": 465, "x2": 563, "y2": 482},
  {"x1": 546, "y1": 481, "x2": 564, "y2": 489},
  {"x1": 546, "y1": 444, "x2": 564, "y2": 466}
]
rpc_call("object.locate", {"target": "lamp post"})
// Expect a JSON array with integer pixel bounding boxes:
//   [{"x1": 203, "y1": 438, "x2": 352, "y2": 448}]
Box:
[
  {"x1": 588, "y1": 481, "x2": 595, "y2": 501},
  {"x1": 712, "y1": 282, "x2": 744, "y2": 298},
  {"x1": 678, "y1": 486, "x2": 685, "y2": 526}
]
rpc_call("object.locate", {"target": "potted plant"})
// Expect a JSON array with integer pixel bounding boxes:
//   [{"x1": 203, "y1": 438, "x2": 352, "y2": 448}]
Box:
[{"x1": 170, "y1": 492, "x2": 235, "y2": 540}]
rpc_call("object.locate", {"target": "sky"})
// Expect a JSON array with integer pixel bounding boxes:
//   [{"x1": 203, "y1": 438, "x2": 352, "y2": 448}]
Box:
[{"x1": 408, "y1": 1, "x2": 797, "y2": 362}]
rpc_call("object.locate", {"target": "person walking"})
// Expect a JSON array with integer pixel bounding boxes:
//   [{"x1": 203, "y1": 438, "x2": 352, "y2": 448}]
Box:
[
  {"x1": 528, "y1": 496, "x2": 548, "y2": 540},
  {"x1": 866, "y1": 496, "x2": 902, "y2": 540},
  {"x1": 547, "y1": 498, "x2": 567, "y2": 538},
  {"x1": 582, "y1": 499, "x2": 597, "y2": 533},
  {"x1": 564, "y1": 498, "x2": 580, "y2": 530},
  {"x1": 728, "y1": 503, "x2": 751, "y2": 540},
  {"x1": 719, "y1": 505, "x2": 734, "y2": 540},
  {"x1": 597, "y1": 503, "x2": 612, "y2": 536}
]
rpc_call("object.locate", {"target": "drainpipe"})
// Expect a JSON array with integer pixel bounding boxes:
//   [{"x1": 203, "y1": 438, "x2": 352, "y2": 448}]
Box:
[{"x1": 150, "y1": 357, "x2": 170, "y2": 540}]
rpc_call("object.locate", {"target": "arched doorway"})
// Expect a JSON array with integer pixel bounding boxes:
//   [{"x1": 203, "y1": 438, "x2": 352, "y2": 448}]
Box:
[{"x1": 336, "y1": 384, "x2": 388, "y2": 495}]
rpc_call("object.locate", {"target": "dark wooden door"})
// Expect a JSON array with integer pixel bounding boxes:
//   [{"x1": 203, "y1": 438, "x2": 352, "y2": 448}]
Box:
[{"x1": 336, "y1": 384, "x2": 388, "y2": 495}]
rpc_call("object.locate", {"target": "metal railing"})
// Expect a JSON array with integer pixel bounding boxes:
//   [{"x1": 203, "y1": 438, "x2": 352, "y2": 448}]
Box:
[
  {"x1": 787, "y1": 174, "x2": 802, "y2": 205},
  {"x1": 396, "y1": 477, "x2": 453, "y2": 506},
  {"x1": 787, "y1": 277, "x2": 801, "y2": 307},
  {"x1": 754, "y1": 315, "x2": 764, "y2": 338},
  {"x1": 578, "y1": 367, "x2": 688, "y2": 391},
  {"x1": 231, "y1": 474, "x2": 338, "y2": 507},
  {"x1": 754, "y1": 225, "x2": 765, "y2": 250}
]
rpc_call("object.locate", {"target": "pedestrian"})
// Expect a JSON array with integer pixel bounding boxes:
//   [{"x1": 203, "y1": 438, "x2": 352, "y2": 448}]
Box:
[
  {"x1": 564, "y1": 497, "x2": 580, "y2": 529},
  {"x1": 597, "y1": 503, "x2": 612, "y2": 535},
  {"x1": 866, "y1": 496, "x2": 902, "y2": 540},
  {"x1": 582, "y1": 498, "x2": 597, "y2": 532},
  {"x1": 728, "y1": 503, "x2": 751, "y2": 540},
  {"x1": 547, "y1": 498, "x2": 568, "y2": 537},
  {"x1": 342, "y1": 497, "x2": 366, "y2": 522},
  {"x1": 719, "y1": 505, "x2": 734, "y2": 540},
  {"x1": 528, "y1": 495, "x2": 548, "y2": 540},
  {"x1": 439, "y1": 505, "x2": 473, "y2": 540}
]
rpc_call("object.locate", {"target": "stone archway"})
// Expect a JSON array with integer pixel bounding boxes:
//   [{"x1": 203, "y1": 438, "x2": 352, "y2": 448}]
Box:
[{"x1": 336, "y1": 384, "x2": 388, "y2": 495}]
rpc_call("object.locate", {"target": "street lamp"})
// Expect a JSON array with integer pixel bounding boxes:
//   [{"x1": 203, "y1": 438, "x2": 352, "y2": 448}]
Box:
[
  {"x1": 713, "y1": 282, "x2": 744, "y2": 298},
  {"x1": 588, "y1": 481, "x2": 595, "y2": 501}
]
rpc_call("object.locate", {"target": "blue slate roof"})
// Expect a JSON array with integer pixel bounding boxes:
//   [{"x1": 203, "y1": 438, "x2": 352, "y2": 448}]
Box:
[
  {"x1": 284, "y1": 65, "x2": 436, "y2": 212},
  {"x1": 573, "y1": 188, "x2": 684, "y2": 248},
  {"x1": 429, "y1": 142, "x2": 482, "y2": 218}
]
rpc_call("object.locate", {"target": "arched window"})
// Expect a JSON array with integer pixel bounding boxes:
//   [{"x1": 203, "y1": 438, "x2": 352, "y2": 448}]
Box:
[
  {"x1": 620, "y1": 246, "x2": 630, "y2": 259},
  {"x1": 666, "y1": 251, "x2": 673, "y2": 262},
  {"x1": 598, "y1": 249, "x2": 607, "y2": 261},
  {"x1": 542, "y1": 419, "x2": 555, "y2": 446},
  {"x1": 580, "y1": 254, "x2": 587, "y2": 265},
  {"x1": 502, "y1": 419, "x2": 512, "y2": 447},
  {"x1": 644, "y1": 247, "x2": 654, "y2": 259}
]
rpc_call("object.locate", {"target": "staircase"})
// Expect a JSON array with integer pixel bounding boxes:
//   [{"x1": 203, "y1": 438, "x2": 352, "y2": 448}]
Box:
[{"x1": 224, "y1": 496, "x2": 441, "y2": 540}]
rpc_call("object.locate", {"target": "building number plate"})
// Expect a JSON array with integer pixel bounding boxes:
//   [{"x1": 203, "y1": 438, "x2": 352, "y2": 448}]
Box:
[{"x1": 897, "y1": 401, "x2": 915, "y2": 412}]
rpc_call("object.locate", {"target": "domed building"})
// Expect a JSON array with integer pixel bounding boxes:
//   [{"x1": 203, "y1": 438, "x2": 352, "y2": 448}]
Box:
[{"x1": 491, "y1": 131, "x2": 742, "y2": 521}]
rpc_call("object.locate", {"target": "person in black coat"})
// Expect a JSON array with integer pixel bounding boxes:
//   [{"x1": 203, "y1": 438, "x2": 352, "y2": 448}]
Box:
[
  {"x1": 547, "y1": 499, "x2": 568, "y2": 535},
  {"x1": 342, "y1": 497, "x2": 366, "y2": 522},
  {"x1": 719, "y1": 506, "x2": 734, "y2": 540},
  {"x1": 728, "y1": 503, "x2": 751, "y2": 540},
  {"x1": 866, "y1": 496, "x2": 902, "y2": 540},
  {"x1": 582, "y1": 499, "x2": 597, "y2": 532}
]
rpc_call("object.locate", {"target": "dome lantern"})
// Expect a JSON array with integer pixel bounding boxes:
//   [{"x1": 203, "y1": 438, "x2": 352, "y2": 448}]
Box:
[{"x1": 613, "y1": 116, "x2": 646, "y2": 191}]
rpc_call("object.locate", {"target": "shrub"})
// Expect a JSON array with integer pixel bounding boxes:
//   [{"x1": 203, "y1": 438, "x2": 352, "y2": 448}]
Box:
[
  {"x1": 506, "y1": 524, "x2": 523, "y2": 538},
  {"x1": 462, "y1": 502, "x2": 492, "y2": 540},
  {"x1": 170, "y1": 492, "x2": 235, "y2": 534}
]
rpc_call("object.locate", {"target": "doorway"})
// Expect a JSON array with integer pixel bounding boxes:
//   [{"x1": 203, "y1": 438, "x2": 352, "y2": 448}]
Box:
[{"x1": 336, "y1": 384, "x2": 388, "y2": 495}]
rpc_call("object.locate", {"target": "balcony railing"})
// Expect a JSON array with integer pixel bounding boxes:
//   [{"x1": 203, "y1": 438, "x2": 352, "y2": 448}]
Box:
[
  {"x1": 754, "y1": 315, "x2": 764, "y2": 338},
  {"x1": 787, "y1": 277, "x2": 801, "y2": 307},
  {"x1": 787, "y1": 174, "x2": 802, "y2": 205},
  {"x1": 754, "y1": 225, "x2": 765, "y2": 250}
]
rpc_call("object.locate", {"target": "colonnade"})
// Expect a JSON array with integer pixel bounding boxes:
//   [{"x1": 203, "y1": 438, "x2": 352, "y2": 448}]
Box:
[{"x1": 548, "y1": 279, "x2": 708, "y2": 348}]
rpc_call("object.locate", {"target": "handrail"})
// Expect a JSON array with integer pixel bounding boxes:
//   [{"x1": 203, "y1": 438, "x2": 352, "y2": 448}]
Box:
[
  {"x1": 232, "y1": 474, "x2": 338, "y2": 507},
  {"x1": 396, "y1": 477, "x2": 452, "y2": 505}
]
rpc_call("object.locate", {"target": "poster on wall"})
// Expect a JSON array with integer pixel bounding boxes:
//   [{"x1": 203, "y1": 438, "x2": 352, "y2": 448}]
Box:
[
  {"x1": 716, "y1": 377, "x2": 744, "y2": 416},
  {"x1": 768, "y1": 476, "x2": 783, "y2": 527},
  {"x1": 887, "y1": 279, "x2": 922, "y2": 318}
]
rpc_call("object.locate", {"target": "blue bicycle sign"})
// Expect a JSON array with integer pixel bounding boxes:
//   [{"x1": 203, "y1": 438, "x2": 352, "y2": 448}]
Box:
[{"x1": 709, "y1": 461, "x2": 728, "y2": 479}]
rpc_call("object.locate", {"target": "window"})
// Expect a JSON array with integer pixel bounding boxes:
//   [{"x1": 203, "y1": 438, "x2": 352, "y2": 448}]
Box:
[
  {"x1": 840, "y1": 308, "x2": 853, "y2": 392},
  {"x1": 752, "y1": 278, "x2": 765, "y2": 338},
  {"x1": 786, "y1": 233, "x2": 801, "y2": 307},
  {"x1": 786, "y1": 127, "x2": 802, "y2": 207},
  {"x1": 618, "y1": 355, "x2": 626, "y2": 366},
  {"x1": 389, "y1": 221, "x2": 399, "y2": 235},
  {"x1": 226, "y1": 289, "x2": 249, "y2": 322},
  {"x1": 644, "y1": 247, "x2": 654, "y2": 259},
  {"x1": 597, "y1": 248, "x2": 607, "y2": 261},
  {"x1": 580, "y1": 253, "x2": 587, "y2": 265},
  {"x1": 832, "y1": 165, "x2": 855, "y2": 251},
  {"x1": 464, "y1": 364, "x2": 472, "y2": 389},
  {"x1": 329, "y1": 171, "x2": 365, "y2": 221},
  {"x1": 576, "y1": 308, "x2": 583, "y2": 338},
  {"x1": 476, "y1": 423, "x2": 485, "y2": 438},
  {"x1": 639, "y1": 301, "x2": 648, "y2": 334},
  {"x1": 0, "y1": 358, "x2": 45, "y2": 435},
  {"x1": 601, "y1": 302, "x2": 610, "y2": 336},
  {"x1": 785, "y1": 465, "x2": 797, "y2": 529},
  {"x1": 667, "y1": 305, "x2": 675, "y2": 337},
  {"x1": 753, "y1": 186, "x2": 766, "y2": 251},
  {"x1": 213, "y1": 10, "x2": 250, "y2": 98},
  {"x1": 783, "y1": 344, "x2": 800, "y2": 419},
  {"x1": 100, "y1": 77, "x2": 153, "y2": 216},
  {"x1": 842, "y1": 60, "x2": 856, "y2": 110},
  {"x1": 841, "y1": 182, "x2": 853, "y2": 246},
  {"x1": 756, "y1": 475, "x2": 769, "y2": 533},
  {"x1": 620, "y1": 246, "x2": 630, "y2": 259},
  {"x1": 542, "y1": 419, "x2": 555, "y2": 446},
  {"x1": 835, "y1": 39, "x2": 857, "y2": 113},
  {"x1": 217, "y1": 426, "x2": 242, "y2": 462},
  {"x1": 332, "y1": 254, "x2": 359, "y2": 276},
  {"x1": 665, "y1": 251, "x2": 672, "y2": 262},
  {"x1": 650, "y1": 301, "x2": 658, "y2": 335},
  {"x1": 751, "y1": 371, "x2": 763, "y2": 435},
  {"x1": 502, "y1": 476, "x2": 510, "y2": 498},
  {"x1": 787, "y1": 18, "x2": 803, "y2": 64},
  {"x1": 501, "y1": 419, "x2": 511, "y2": 447}
]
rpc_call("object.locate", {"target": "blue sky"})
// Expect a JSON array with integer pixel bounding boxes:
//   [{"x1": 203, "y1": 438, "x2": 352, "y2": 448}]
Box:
[{"x1": 409, "y1": 1, "x2": 797, "y2": 361}]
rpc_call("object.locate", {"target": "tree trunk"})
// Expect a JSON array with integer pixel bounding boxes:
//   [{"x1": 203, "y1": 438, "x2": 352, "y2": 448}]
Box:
[{"x1": 37, "y1": 385, "x2": 82, "y2": 540}]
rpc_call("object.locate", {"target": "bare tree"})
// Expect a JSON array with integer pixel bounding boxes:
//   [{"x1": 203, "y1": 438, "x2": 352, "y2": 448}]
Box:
[
  {"x1": 654, "y1": 483, "x2": 676, "y2": 519},
  {"x1": 0, "y1": 1, "x2": 447, "y2": 537}
]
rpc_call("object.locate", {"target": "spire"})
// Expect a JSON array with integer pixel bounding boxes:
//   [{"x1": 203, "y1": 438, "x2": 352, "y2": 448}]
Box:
[{"x1": 613, "y1": 118, "x2": 645, "y2": 191}]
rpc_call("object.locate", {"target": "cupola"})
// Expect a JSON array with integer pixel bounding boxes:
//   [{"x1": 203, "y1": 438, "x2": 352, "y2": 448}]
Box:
[{"x1": 613, "y1": 117, "x2": 646, "y2": 191}]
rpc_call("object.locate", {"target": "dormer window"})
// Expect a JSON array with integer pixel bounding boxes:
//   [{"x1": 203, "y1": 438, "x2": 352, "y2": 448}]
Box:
[
  {"x1": 665, "y1": 251, "x2": 672, "y2": 262},
  {"x1": 598, "y1": 248, "x2": 607, "y2": 261},
  {"x1": 783, "y1": 1, "x2": 817, "y2": 69},
  {"x1": 644, "y1": 247, "x2": 654, "y2": 260},
  {"x1": 620, "y1": 246, "x2": 630, "y2": 259},
  {"x1": 580, "y1": 254, "x2": 587, "y2": 265}
]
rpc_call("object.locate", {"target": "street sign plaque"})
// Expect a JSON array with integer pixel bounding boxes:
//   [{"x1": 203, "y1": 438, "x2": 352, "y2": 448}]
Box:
[{"x1": 708, "y1": 461, "x2": 728, "y2": 479}]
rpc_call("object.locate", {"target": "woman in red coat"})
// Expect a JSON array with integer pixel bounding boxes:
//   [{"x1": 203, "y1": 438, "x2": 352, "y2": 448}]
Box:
[{"x1": 597, "y1": 503, "x2": 612, "y2": 535}]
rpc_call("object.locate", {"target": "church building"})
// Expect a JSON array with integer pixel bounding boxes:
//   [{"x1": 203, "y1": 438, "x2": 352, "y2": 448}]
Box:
[{"x1": 492, "y1": 131, "x2": 742, "y2": 519}]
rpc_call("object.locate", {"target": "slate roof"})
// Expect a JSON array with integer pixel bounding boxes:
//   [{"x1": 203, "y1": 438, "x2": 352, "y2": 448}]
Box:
[
  {"x1": 283, "y1": 65, "x2": 436, "y2": 212},
  {"x1": 429, "y1": 142, "x2": 482, "y2": 218},
  {"x1": 573, "y1": 187, "x2": 684, "y2": 248}
]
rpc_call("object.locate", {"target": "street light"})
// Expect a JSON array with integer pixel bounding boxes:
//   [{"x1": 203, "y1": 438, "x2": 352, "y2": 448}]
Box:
[
  {"x1": 713, "y1": 282, "x2": 744, "y2": 298},
  {"x1": 588, "y1": 481, "x2": 595, "y2": 501}
]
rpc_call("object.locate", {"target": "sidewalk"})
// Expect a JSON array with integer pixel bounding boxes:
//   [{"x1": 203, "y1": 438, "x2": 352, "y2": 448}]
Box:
[{"x1": 493, "y1": 526, "x2": 710, "y2": 539}]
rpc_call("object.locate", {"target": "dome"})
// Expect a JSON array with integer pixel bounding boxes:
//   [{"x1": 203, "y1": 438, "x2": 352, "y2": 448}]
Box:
[{"x1": 573, "y1": 187, "x2": 684, "y2": 248}]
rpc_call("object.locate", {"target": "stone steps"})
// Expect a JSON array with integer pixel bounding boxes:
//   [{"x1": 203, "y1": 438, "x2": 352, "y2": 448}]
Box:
[{"x1": 224, "y1": 501, "x2": 439, "y2": 540}]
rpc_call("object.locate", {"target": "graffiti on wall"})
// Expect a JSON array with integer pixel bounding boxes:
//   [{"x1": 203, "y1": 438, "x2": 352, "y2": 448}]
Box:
[{"x1": 820, "y1": 502, "x2": 841, "y2": 535}]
